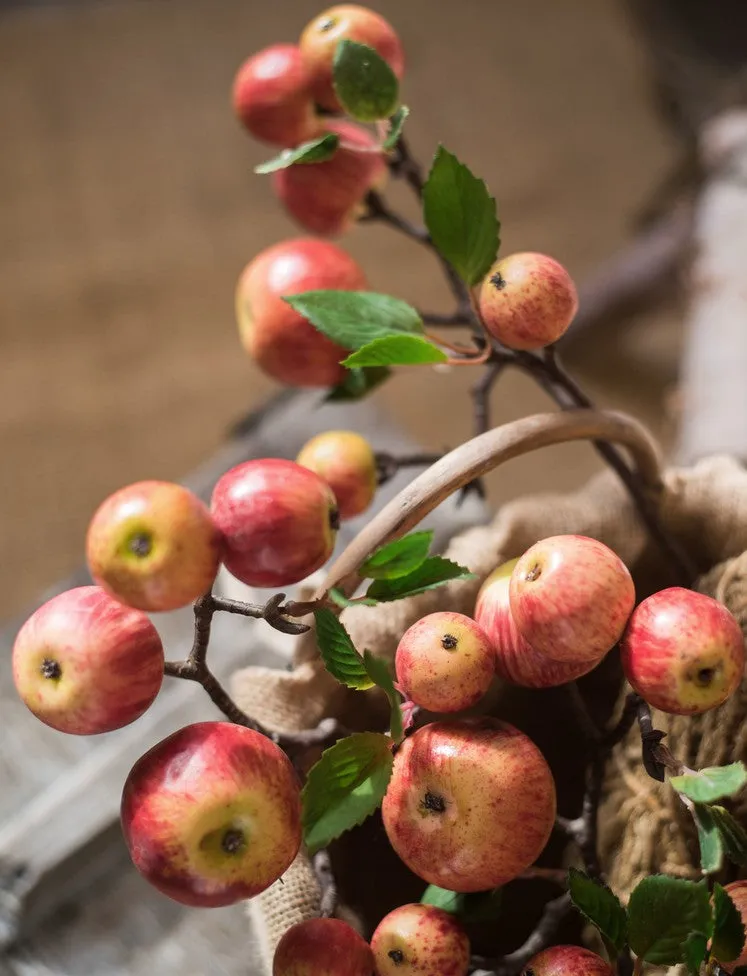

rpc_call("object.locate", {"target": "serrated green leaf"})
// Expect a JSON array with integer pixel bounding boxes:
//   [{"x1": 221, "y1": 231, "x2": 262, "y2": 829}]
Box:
[
  {"x1": 328, "y1": 588, "x2": 379, "y2": 609},
  {"x1": 343, "y1": 335, "x2": 448, "y2": 368},
  {"x1": 383, "y1": 105, "x2": 410, "y2": 150},
  {"x1": 627, "y1": 876, "x2": 712, "y2": 965},
  {"x1": 360, "y1": 531, "x2": 434, "y2": 580},
  {"x1": 313, "y1": 608, "x2": 373, "y2": 690},
  {"x1": 301, "y1": 732, "x2": 393, "y2": 854},
  {"x1": 332, "y1": 40, "x2": 399, "y2": 122},
  {"x1": 364, "y1": 650, "x2": 403, "y2": 744},
  {"x1": 325, "y1": 366, "x2": 391, "y2": 402},
  {"x1": 422, "y1": 145, "x2": 500, "y2": 286},
  {"x1": 366, "y1": 556, "x2": 475, "y2": 602},
  {"x1": 254, "y1": 133, "x2": 340, "y2": 174},
  {"x1": 284, "y1": 291, "x2": 423, "y2": 351},
  {"x1": 713, "y1": 883, "x2": 746, "y2": 963},
  {"x1": 671, "y1": 763, "x2": 747, "y2": 804},
  {"x1": 712, "y1": 806, "x2": 747, "y2": 866},
  {"x1": 693, "y1": 803, "x2": 725, "y2": 874},
  {"x1": 420, "y1": 884, "x2": 502, "y2": 923},
  {"x1": 568, "y1": 868, "x2": 627, "y2": 951},
  {"x1": 682, "y1": 932, "x2": 709, "y2": 976}
]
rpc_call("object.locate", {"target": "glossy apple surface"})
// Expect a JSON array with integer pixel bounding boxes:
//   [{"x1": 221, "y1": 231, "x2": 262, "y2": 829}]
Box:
[
  {"x1": 520, "y1": 945, "x2": 614, "y2": 975},
  {"x1": 273, "y1": 917, "x2": 374, "y2": 975},
  {"x1": 371, "y1": 903, "x2": 470, "y2": 976},
  {"x1": 296, "y1": 429, "x2": 377, "y2": 520}
]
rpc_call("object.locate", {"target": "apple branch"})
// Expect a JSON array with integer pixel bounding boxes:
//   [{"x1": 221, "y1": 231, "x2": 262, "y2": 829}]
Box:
[
  {"x1": 469, "y1": 892, "x2": 573, "y2": 976},
  {"x1": 312, "y1": 850, "x2": 338, "y2": 919}
]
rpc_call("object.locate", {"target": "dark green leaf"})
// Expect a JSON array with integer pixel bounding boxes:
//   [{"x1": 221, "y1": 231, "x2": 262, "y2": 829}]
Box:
[
  {"x1": 332, "y1": 40, "x2": 399, "y2": 122},
  {"x1": 360, "y1": 530, "x2": 434, "y2": 580},
  {"x1": 313, "y1": 608, "x2": 373, "y2": 690},
  {"x1": 366, "y1": 556, "x2": 475, "y2": 602},
  {"x1": 627, "y1": 875, "x2": 712, "y2": 965},
  {"x1": 671, "y1": 763, "x2": 747, "y2": 804},
  {"x1": 301, "y1": 732, "x2": 393, "y2": 854},
  {"x1": 712, "y1": 806, "x2": 747, "y2": 866},
  {"x1": 328, "y1": 588, "x2": 378, "y2": 609},
  {"x1": 422, "y1": 145, "x2": 500, "y2": 286},
  {"x1": 325, "y1": 366, "x2": 391, "y2": 402},
  {"x1": 682, "y1": 932, "x2": 709, "y2": 976},
  {"x1": 284, "y1": 291, "x2": 423, "y2": 351},
  {"x1": 343, "y1": 335, "x2": 448, "y2": 368},
  {"x1": 383, "y1": 105, "x2": 410, "y2": 150},
  {"x1": 254, "y1": 133, "x2": 340, "y2": 173},
  {"x1": 420, "y1": 884, "x2": 502, "y2": 923},
  {"x1": 713, "y1": 883, "x2": 746, "y2": 963},
  {"x1": 693, "y1": 803, "x2": 725, "y2": 874},
  {"x1": 364, "y1": 650, "x2": 403, "y2": 743},
  {"x1": 568, "y1": 868, "x2": 627, "y2": 951}
]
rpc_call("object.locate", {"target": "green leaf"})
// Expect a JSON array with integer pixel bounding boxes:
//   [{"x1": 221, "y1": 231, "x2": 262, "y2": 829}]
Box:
[
  {"x1": 328, "y1": 588, "x2": 378, "y2": 609},
  {"x1": 422, "y1": 145, "x2": 500, "y2": 286},
  {"x1": 366, "y1": 556, "x2": 475, "y2": 602},
  {"x1": 301, "y1": 732, "x2": 393, "y2": 854},
  {"x1": 332, "y1": 40, "x2": 399, "y2": 122},
  {"x1": 671, "y1": 763, "x2": 747, "y2": 804},
  {"x1": 284, "y1": 291, "x2": 423, "y2": 351},
  {"x1": 364, "y1": 650, "x2": 404, "y2": 744},
  {"x1": 254, "y1": 133, "x2": 340, "y2": 173},
  {"x1": 568, "y1": 868, "x2": 627, "y2": 951},
  {"x1": 420, "y1": 884, "x2": 502, "y2": 923},
  {"x1": 343, "y1": 335, "x2": 448, "y2": 368},
  {"x1": 693, "y1": 803, "x2": 725, "y2": 874},
  {"x1": 313, "y1": 608, "x2": 373, "y2": 690},
  {"x1": 711, "y1": 806, "x2": 747, "y2": 866},
  {"x1": 682, "y1": 932, "x2": 709, "y2": 976},
  {"x1": 627, "y1": 876, "x2": 712, "y2": 966},
  {"x1": 713, "y1": 883, "x2": 746, "y2": 964},
  {"x1": 325, "y1": 366, "x2": 391, "y2": 402},
  {"x1": 383, "y1": 105, "x2": 410, "y2": 150},
  {"x1": 360, "y1": 531, "x2": 434, "y2": 580}
]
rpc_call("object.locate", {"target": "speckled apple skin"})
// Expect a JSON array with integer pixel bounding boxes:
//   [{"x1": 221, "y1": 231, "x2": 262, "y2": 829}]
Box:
[
  {"x1": 478, "y1": 252, "x2": 578, "y2": 351},
  {"x1": 717, "y1": 882, "x2": 747, "y2": 971},
  {"x1": 620, "y1": 587, "x2": 744, "y2": 715},
  {"x1": 13, "y1": 585, "x2": 164, "y2": 735},
  {"x1": 300, "y1": 5, "x2": 405, "y2": 112},
  {"x1": 272, "y1": 120, "x2": 387, "y2": 237},
  {"x1": 381, "y1": 718, "x2": 556, "y2": 892},
  {"x1": 273, "y1": 917, "x2": 374, "y2": 976},
  {"x1": 371, "y1": 903, "x2": 469, "y2": 976},
  {"x1": 476, "y1": 560, "x2": 599, "y2": 688},
  {"x1": 86, "y1": 480, "x2": 222, "y2": 612},
  {"x1": 395, "y1": 612, "x2": 495, "y2": 713},
  {"x1": 236, "y1": 237, "x2": 364, "y2": 388},
  {"x1": 297, "y1": 430, "x2": 377, "y2": 520},
  {"x1": 211, "y1": 458, "x2": 338, "y2": 588},
  {"x1": 521, "y1": 945, "x2": 614, "y2": 975},
  {"x1": 510, "y1": 535, "x2": 635, "y2": 664},
  {"x1": 121, "y1": 721, "x2": 301, "y2": 907}
]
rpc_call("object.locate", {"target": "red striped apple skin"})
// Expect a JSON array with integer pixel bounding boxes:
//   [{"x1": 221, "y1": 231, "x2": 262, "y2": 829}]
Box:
[
  {"x1": 211, "y1": 458, "x2": 338, "y2": 587},
  {"x1": 371, "y1": 903, "x2": 470, "y2": 976},
  {"x1": 273, "y1": 918, "x2": 374, "y2": 975},
  {"x1": 716, "y1": 881, "x2": 747, "y2": 972},
  {"x1": 12, "y1": 585, "x2": 164, "y2": 735},
  {"x1": 382, "y1": 718, "x2": 556, "y2": 893},
  {"x1": 521, "y1": 945, "x2": 614, "y2": 975},
  {"x1": 121, "y1": 721, "x2": 301, "y2": 907},
  {"x1": 620, "y1": 587, "x2": 744, "y2": 715}
]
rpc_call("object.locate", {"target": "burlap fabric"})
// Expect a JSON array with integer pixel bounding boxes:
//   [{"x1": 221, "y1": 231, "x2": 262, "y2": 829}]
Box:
[{"x1": 235, "y1": 455, "x2": 747, "y2": 972}]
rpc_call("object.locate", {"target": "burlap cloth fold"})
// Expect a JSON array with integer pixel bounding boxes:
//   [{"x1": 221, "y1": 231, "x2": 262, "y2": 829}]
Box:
[{"x1": 234, "y1": 455, "x2": 747, "y2": 973}]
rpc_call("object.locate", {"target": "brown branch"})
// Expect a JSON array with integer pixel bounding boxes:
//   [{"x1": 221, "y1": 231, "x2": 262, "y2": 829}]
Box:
[
  {"x1": 375, "y1": 451, "x2": 446, "y2": 485},
  {"x1": 470, "y1": 892, "x2": 572, "y2": 976},
  {"x1": 313, "y1": 850, "x2": 338, "y2": 919}
]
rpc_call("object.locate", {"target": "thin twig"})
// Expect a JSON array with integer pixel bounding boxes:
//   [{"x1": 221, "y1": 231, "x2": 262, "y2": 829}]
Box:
[
  {"x1": 313, "y1": 850, "x2": 338, "y2": 918},
  {"x1": 375, "y1": 451, "x2": 445, "y2": 485},
  {"x1": 419, "y1": 310, "x2": 472, "y2": 326},
  {"x1": 470, "y1": 892, "x2": 572, "y2": 976}
]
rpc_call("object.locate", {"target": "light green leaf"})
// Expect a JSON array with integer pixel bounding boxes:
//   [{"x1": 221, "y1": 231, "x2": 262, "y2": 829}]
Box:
[
  {"x1": 325, "y1": 366, "x2": 391, "y2": 402},
  {"x1": 328, "y1": 588, "x2": 378, "y2": 609},
  {"x1": 254, "y1": 133, "x2": 340, "y2": 173},
  {"x1": 366, "y1": 556, "x2": 475, "y2": 602},
  {"x1": 693, "y1": 803, "x2": 725, "y2": 874},
  {"x1": 333, "y1": 39, "x2": 399, "y2": 122},
  {"x1": 671, "y1": 763, "x2": 747, "y2": 804},
  {"x1": 383, "y1": 105, "x2": 410, "y2": 150},
  {"x1": 360, "y1": 531, "x2": 434, "y2": 580},
  {"x1": 420, "y1": 884, "x2": 502, "y2": 923},
  {"x1": 313, "y1": 608, "x2": 373, "y2": 690},
  {"x1": 711, "y1": 806, "x2": 747, "y2": 866},
  {"x1": 568, "y1": 867, "x2": 627, "y2": 952},
  {"x1": 284, "y1": 291, "x2": 423, "y2": 350},
  {"x1": 627, "y1": 875, "x2": 712, "y2": 966},
  {"x1": 364, "y1": 650, "x2": 403, "y2": 744},
  {"x1": 712, "y1": 883, "x2": 746, "y2": 964},
  {"x1": 343, "y1": 335, "x2": 448, "y2": 368}
]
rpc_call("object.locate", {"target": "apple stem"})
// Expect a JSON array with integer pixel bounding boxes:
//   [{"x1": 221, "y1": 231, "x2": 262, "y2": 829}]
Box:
[{"x1": 312, "y1": 849, "x2": 338, "y2": 919}]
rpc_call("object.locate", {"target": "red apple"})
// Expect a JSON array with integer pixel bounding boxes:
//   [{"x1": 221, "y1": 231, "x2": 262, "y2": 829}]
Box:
[
  {"x1": 381, "y1": 718, "x2": 556, "y2": 892},
  {"x1": 210, "y1": 458, "x2": 338, "y2": 587},
  {"x1": 232, "y1": 44, "x2": 323, "y2": 147},
  {"x1": 12, "y1": 585, "x2": 164, "y2": 735},
  {"x1": 273, "y1": 917, "x2": 374, "y2": 975},
  {"x1": 300, "y1": 4, "x2": 405, "y2": 112},
  {"x1": 371, "y1": 903, "x2": 470, "y2": 976},
  {"x1": 510, "y1": 535, "x2": 635, "y2": 664},
  {"x1": 121, "y1": 721, "x2": 301, "y2": 907},
  {"x1": 272, "y1": 120, "x2": 386, "y2": 237},
  {"x1": 620, "y1": 587, "x2": 744, "y2": 715},
  {"x1": 296, "y1": 429, "x2": 377, "y2": 520},
  {"x1": 521, "y1": 945, "x2": 614, "y2": 975},
  {"x1": 236, "y1": 237, "x2": 365, "y2": 388},
  {"x1": 475, "y1": 560, "x2": 598, "y2": 688},
  {"x1": 86, "y1": 480, "x2": 222, "y2": 612},
  {"x1": 715, "y1": 881, "x2": 747, "y2": 972},
  {"x1": 478, "y1": 253, "x2": 578, "y2": 350},
  {"x1": 395, "y1": 612, "x2": 495, "y2": 713}
]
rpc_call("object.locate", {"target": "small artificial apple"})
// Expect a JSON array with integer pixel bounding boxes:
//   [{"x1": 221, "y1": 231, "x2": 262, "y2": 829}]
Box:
[
  {"x1": 300, "y1": 4, "x2": 405, "y2": 112},
  {"x1": 273, "y1": 917, "x2": 374, "y2": 975},
  {"x1": 371, "y1": 903, "x2": 470, "y2": 976},
  {"x1": 236, "y1": 237, "x2": 365, "y2": 388},
  {"x1": 520, "y1": 945, "x2": 614, "y2": 976},
  {"x1": 12, "y1": 585, "x2": 164, "y2": 735},
  {"x1": 394, "y1": 611, "x2": 495, "y2": 713},
  {"x1": 510, "y1": 535, "x2": 635, "y2": 664},
  {"x1": 620, "y1": 587, "x2": 744, "y2": 715},
  {"x1": 475, "y1": 560, "x2": 599, "y2": 688},
  {"x1": 272, "y1": 120, "x2": 386, "y2": 237},
  {"x1": 121, "y1": 721, "x2": 301, "y2": 907},
  {"x1": 478, "y1": 252, "x2": 579, "y2": 350},
  {"x1": 296, "y1": 429, "x2": 377, "y2": 520},
  {"x1": 232, "y1": 44, "x2": 323, "y2": 147},
  {"x1": 715, "y1": 881, "x2": 747, "y2": 972},
  {"x1": 210, "y1": 458, "x2": 339, "y2": 587},
  {"x1": 86, "y1": 480, "x2": 223, "y2": 612},
  {"x1": 381, "y1": 718, "x2": 556, "y2": 892}
]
